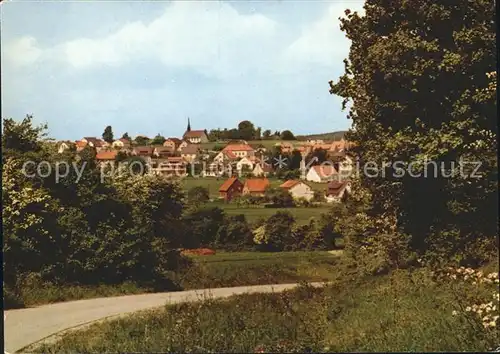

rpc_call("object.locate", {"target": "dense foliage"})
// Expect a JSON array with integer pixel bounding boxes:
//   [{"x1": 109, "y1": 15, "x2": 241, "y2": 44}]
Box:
[
  {"x1": 207, "y1": 120, "x2": 295, "y2": 142},
  {"x1": 2, "y1": 117, "x2": 188, "y2": 295},
  {"x1": 329, "y1": 0, "x2": 497, "y2": 271}
]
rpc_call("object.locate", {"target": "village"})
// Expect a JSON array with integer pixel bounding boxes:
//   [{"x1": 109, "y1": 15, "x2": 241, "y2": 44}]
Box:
[{"x1": 57, "y1": 119, "x2": 354, "y2": 205}]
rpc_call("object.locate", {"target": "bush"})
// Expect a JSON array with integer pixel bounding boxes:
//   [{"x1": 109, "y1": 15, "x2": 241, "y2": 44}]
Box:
[
  {"x1": 215, "y1": 214, "x2": 254, "y2": 250},
  {"x1": 258, "y1": 211, "x2": 296, "y2": 251},
  {"x1": 187, "y1": 186, "x2": 210, "y2": 205},
  {"x1": 182, "y1": 206, "x2": 226, "y2": 247}
]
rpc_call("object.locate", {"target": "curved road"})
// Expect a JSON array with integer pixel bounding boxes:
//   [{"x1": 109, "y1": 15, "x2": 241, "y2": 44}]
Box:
[{"x1": 4, "y1": 282, "x2": 327, "y2": 353}]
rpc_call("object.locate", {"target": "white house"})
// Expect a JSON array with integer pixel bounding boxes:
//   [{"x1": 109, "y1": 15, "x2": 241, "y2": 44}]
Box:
[
  {"x1": 177, "y1": 140, "x2": 189, "y2": 152},
  {"x1": 252, "y1": 163, "x2": 273, "y2": 177},
  {"x1": 305, "y1": 165, "x2": 338, "y2": 183},
  {"x1": 57, "y1": 141, "x2": 73, "y2": 154},
  {"x1": 213, "y1": 150, "x2": 237, "y2": 163},
  {"x1": 222, "y1": 144, "x2": 255, "y2": 158},
  {"x1": 236, "y1": 156, "x2": 255, "y2": 172},
  {"x1": 112, "y1": 138, "x2": 131, "y2": 150},
  {"x1": 280, "y1": 180, "x2": 314, "y2": 201}
]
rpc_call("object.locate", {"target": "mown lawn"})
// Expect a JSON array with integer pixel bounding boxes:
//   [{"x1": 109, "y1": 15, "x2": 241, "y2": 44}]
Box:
[{"x1": 32, "y1": 262, "x2": 499, "y2": 353}]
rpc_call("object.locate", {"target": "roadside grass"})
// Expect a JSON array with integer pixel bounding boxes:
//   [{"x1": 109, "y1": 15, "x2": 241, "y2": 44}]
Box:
[
  {"x1": 6, "y1": 251, "x2": 342, "y2": 309},
  {"x1": 5, "y1": 280, "x2": 158, "y2": 309},
  {"x1": 32, "y1": 263, "x2": 498, "y2": 353},
  {"x1": 176, "y1": 251, "x2": 343, "y2": 289}
]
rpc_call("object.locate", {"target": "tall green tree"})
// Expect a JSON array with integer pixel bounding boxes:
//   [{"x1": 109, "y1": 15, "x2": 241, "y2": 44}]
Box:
[
  {"x1": 330, "y1": 0, "x2": 496, "y2": 266},
  {"x1": 134, "y1": 135, "x2": 150, "y2": 146},
  {"x1": 102, "y1": 126, "x2": 114, "y2": 143},
  {"x1": 237, "y1": 120, "x2": 256, "y2": 141},
  {"x1": 280, "y1": 130, "x2": 296, "y2": 140},
  {"x1": 2, "y1": 115, "x2": 48, "y2": 154},
  {"x1": 150, "y1": 134, "x2": 166, "y2": 145}
]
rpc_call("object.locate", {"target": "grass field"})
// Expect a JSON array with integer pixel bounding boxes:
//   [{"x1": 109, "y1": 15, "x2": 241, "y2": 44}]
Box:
[
  {"x1": 217, "y1": 204, "x2": 330, "y2": 224},
  {"x1": 176, "y1": 250, "x2": 343, "y2": 289},
  {"x1": 33, "y1": 260, "x2": 499, "y2": 353}
]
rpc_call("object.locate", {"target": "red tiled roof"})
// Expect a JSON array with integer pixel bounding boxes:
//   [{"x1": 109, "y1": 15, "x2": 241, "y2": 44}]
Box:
[
  {"x1": 327, "y1": 181, "x2": 349, "y2": 196},
  {"x1": 167, "y1": 157, "x2": 184, "y2": 163},
  {"x1": 280, "y1": 180, "x2": 301, "y2": 189},
  {"x1": 180, "y1": 144, "x2": 200, "y2": 154},
  {"x1": 312, "y1": 144, "x2": 331, "y2": 151},
  {"x1": 219, "y1": 177, "x2": 240, "y2": 192},
  {"x1": 96, "y1": 151, "x2": 117, "y2": 160},
  {"x1": 154, "y1": 146, "x2": 173, "y2": 152},
  {"x1": 312, "y1": 165, "x2": 338, "y2": 178},
  {"x1": 84, "y1": 137, "x2": 105, "y2": 147},
  {"x1": 262, "y1": 164, "x2": 274, "y2": 172},
  {"x1": 76, "y1": 141, "x2": 87, "y2": 148},
  {"x1": 183, "y1": 130, "x2": 206, "y2": 138},
  {"x1": 223, "y1": 144, "x2": 255, "y2": 152},
  {"x1": 244, "y1": 178, "x2": 270, "y2": 193},
  {"x1": 133, "y1": 146, "x2": 154, "y2": 155},
  {"x1": 165, "y1": 138, "x2": 182, "y2": 146},
  {"x1": 224, "y1": 150, "x2": 238, "y2": 159}
]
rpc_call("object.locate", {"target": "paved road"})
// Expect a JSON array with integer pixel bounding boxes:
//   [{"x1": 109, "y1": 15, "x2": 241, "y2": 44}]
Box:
[{"x1": 4, "y1": 282, "x2": 327, "y2": 353}]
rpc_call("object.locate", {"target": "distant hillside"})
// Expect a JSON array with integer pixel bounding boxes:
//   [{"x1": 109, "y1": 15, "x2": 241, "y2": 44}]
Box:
[{"x1": 295, "y1": 130, "x2": 348, "y2": 141}]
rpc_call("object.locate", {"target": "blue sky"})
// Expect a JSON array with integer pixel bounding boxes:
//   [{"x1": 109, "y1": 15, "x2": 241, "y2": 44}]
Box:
[{"x1": 1, "y1": 0, "x2": 364, "y2": 140}]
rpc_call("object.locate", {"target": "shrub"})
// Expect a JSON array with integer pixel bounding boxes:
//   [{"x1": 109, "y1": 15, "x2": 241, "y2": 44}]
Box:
[
  {"x1": 187, "y1": 186, "x2": 210, "y2": 205},
  {"x1": 215, "y1": 214, "x2": 254, "y2": 250},
  {"x1": 260, "y1": 211, "x2": 296, "y2": 251},
  {"x1": 182, "y1": 206, "x2": 226, "y2": 247}
]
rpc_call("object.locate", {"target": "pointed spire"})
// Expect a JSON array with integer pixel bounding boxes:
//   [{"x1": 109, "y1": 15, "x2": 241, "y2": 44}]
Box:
[{"x1": 187, "y1": 117, "x2": 191, "y2": 132}]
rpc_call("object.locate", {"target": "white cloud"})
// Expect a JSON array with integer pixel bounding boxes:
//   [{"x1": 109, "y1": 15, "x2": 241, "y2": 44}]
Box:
[
  {"x1": 19, "y1": 1, "x2": 280, "y2": 80},
  {"x1": 285, "y1": 1, "x2": 364, "y2": 67},
  {"x1": 2, "y1": 1, "x2": 363, "y2": 79},
  {"x1": 3, "y1": 36, "x2": 42, "y2": 67}
]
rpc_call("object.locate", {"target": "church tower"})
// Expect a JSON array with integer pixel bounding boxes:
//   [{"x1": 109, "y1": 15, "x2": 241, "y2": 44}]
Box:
[{"x1": 187, "y1": 117, "x2": 191, "y2": 132}]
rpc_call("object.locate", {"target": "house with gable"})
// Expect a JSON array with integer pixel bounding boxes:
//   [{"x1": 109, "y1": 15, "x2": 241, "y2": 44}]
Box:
[
  {"x1": 163, "y1": 138, "x2": 182, "y2": 151},
  {"x1": 305, "y1": 165, "x2": 338, "y2": 183},
  {"x1": 326, "y1": 180, "x2": 351, "y2": 203},
  {"x1": 252, "y1": 162, "x2": 273, "y2": 177},
  {"x1": 280, "y1": 180, "x2": 314, "y2": 201},
  {"x1": 57, "y1": 141, "x2": 75, "y2": 154},
  {"x1": 222, "y1": 143, "x2": 255, "y2": 158},
  {"x1": 95, "y1": 150, "x2": 118, "y2": 166},
  {"x1": 81, "y1": 137, "x2": 108, "y2": 152},
  {"x1": 242, "y1": 178, "x2": 270, "y2": 197},
  {"x1": 180, "y1": 144, "x2": 201, "y2": 163},
  {"x1": 182, "y1": 118, "x2": 209, "y2": 144},
  {"x1": 218, "y1": 177, "x2": 244, "y2": 201},
  {"x1": 112, "y1": 138, "x2": 131, "y2": 150}
]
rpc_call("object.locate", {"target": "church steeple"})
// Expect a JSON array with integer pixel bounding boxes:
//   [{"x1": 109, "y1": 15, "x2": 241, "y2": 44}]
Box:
[{"x1": 187, "y1": 117, "x2": 191, "y2": 132}]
